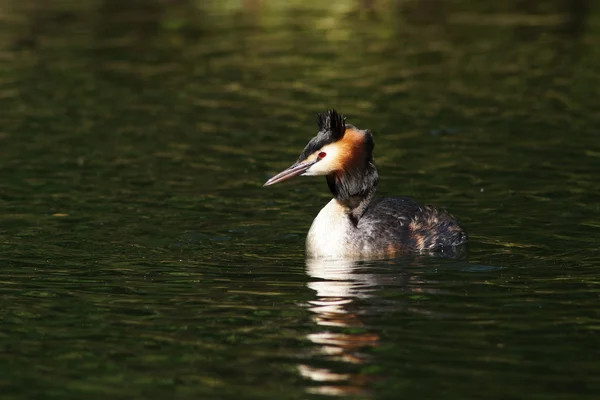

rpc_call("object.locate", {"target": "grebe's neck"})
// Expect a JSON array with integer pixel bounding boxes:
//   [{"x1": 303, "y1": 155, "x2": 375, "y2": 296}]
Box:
[{"x1": 326, "y1": 161, "x2": 379, "y2": 224}]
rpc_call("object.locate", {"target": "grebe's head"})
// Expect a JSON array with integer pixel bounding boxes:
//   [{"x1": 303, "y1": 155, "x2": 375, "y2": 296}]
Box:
[{"x1": 264, "y1": 109, "x2": 374, "y2": 186}]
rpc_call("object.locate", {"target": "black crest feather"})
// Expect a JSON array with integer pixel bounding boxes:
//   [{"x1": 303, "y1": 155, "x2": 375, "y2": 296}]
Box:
[
  {"x1": 297, "y1": 109, "x2": 348, "y2": 162},
  {"x1": 317, "y1": 109, "x2": 346, "y2": 140}
]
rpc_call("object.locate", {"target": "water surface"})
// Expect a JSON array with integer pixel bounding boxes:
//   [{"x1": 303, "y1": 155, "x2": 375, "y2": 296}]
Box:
[{"x1": 1, "y1": 1, "x2": 599, "y2": 399}]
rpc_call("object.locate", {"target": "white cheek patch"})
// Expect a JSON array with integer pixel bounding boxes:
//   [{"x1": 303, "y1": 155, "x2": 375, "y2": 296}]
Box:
[{"x1": 303, "y1": 143, "x2": 342, "y2": 176}]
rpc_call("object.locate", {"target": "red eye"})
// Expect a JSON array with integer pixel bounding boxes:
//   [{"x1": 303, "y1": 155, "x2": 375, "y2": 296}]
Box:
[{"x1": 318, "y1": 152, "x2": 326, "y2": 158}]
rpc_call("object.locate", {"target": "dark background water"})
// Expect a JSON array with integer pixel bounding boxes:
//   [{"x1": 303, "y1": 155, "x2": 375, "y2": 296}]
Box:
[{"x1": 1, "y1": 0, "x2": 599, "y2": 399}]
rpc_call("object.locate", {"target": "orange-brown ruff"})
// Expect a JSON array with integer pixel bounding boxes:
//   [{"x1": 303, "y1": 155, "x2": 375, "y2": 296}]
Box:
[{"x1": 264, "y1": 109, "x2": 467, "y2": 259}]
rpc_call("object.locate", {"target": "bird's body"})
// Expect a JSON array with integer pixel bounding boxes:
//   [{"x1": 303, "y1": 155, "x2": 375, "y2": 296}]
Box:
[
  {"x1": 264, "y1": 110, "x2": 467, "y2": 260},
  {"x1": 307, "y1": 197, "x2": 466, "y2": 259}
]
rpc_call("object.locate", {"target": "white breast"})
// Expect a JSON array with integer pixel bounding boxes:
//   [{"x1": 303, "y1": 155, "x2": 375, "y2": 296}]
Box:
[{"x1": 306, "y1": 199, "x2": 355, "y2": 258}]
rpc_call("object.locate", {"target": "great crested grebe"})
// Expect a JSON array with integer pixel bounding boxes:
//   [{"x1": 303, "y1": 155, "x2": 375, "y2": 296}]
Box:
[{"x1": 264, "y1": 109, "x2": 467, "y2": 259}]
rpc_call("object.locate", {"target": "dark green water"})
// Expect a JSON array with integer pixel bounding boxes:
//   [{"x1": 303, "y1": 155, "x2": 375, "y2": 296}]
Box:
[{"x1": 1, "y1": 1, "x2": 599, "y2": 399}]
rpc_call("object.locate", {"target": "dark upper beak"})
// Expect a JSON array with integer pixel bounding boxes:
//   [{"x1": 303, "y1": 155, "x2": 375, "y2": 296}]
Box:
[{"x1": 263, "y1": 159, "x2": 319, "y2": 186}]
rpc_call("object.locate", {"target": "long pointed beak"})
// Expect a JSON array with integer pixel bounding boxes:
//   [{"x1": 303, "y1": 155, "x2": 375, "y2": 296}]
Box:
[{"x1": 264, "y1": 160, "x2": 318, "y2": 186}]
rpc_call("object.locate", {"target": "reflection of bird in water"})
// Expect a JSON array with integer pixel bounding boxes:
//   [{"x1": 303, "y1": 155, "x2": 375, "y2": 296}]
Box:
[
  {"x1": 299, "y1": 258, "x2": 381, "y2": 397},
  {"x1": 264, "y1": 109, "x2": 467, "y2": 260},
  {"x1": 299, "y1": 257, "x2": 454, "y2": 396}
]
